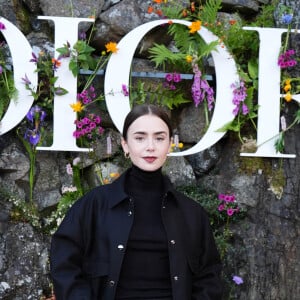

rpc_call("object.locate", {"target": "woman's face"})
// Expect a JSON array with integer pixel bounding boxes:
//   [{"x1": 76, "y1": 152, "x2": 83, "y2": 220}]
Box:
[{"x1": 121, "y1": 114, "x2": 172, "y2": 172}]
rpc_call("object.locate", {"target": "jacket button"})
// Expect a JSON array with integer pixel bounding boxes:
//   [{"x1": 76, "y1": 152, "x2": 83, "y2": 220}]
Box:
[
  {"x1": 173, "y1": 276, "x2": 179, "y2": 281},
  {"x1": 109, "y1": 280, "x2": 115, "y2": 286},
  {"x1": 117, "y1": 244, "x2": 124, "y2": 251},
  {"x1": 128, "y1": 211, "x2": 133, "y2": 216},
  {"x1": 170, "y1": 239, "x2": 176, "y2": 245}
]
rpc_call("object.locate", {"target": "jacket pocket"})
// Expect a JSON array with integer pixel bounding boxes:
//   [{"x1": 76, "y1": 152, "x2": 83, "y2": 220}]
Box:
[{"x1": 83, "y1": 260, "x2": 109, "y2": 299}]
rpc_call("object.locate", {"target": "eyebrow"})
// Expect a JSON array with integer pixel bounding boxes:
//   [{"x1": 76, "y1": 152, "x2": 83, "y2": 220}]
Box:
[{"x1": 133, "y1": 131, "x2": 168, "y2": 135}]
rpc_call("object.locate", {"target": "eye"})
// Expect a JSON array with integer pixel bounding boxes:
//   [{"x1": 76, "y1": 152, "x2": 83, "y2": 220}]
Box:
[
  {"x1": 135, "y1": 136, "x2": 144, "y2": 141},
  {"x1": 156, "y1": 136, "x2": 165, "y2": 142}
]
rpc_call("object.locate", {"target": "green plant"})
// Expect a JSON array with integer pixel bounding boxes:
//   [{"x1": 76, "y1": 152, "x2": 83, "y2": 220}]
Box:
[{"x1": 0, "y1": 22, "x2": 18, "y2": 120}]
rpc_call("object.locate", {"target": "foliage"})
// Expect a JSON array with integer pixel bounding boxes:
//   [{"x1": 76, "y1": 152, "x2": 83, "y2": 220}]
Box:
[
  {"x1": 0, "y1": 23, "x2": 18, "y2": 120},
  {"x1": 177, "y1": 184, "x2": 247, "y2": 299}
]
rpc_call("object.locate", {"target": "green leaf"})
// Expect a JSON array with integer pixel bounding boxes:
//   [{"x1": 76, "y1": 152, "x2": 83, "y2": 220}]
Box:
[{"x1": 216, "y1": 120, "x2": 241, "y2": 132}]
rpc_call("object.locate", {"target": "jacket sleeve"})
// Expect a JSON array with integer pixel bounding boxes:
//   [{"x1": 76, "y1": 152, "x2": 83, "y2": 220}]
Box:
[
  {"x1": 191, "y1": 210, "x2": 223, "y2": 300},
  {"x1": 50, "y1": 198, "x2": 91, "y2": 300}
]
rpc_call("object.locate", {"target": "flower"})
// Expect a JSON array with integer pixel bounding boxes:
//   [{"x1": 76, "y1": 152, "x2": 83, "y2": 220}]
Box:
[
  {"x1": 284, "y1": 92, "x2": 292, "y2": 102},
  {"x1": 66, "y1": 163, "x2": 73, "y2": 175},
  {"x1": 24, "y1": 129, "x2": 41, "y2": 146},
  {"x1": 217, "y1": 193, "x2": 239, "y2": 217},
  {"x1": 52, "y1": 58, "x2": 61, "y2": 70},
  {"x1": 73, "y1": 114, "x2": 104, "y2": 140},
  {"x1": 122, "y1": 84, "x2": 129, "y2": 96},
  {"x1": 188, "y1": 20, "x2": 201, "y2": 33},
  {"x1": 281, "y1": 13, "x2": 293, "y2": 25},
  {"x1": 231, "y1": 81, "x2": 248, "y2": 116},
  {"x1": 70, "y1": 101, "x2": 84, "y2": 112},
  {"x1": 191, "y1": 61, "x2": 214, "y2": 110},
  {"x1": 278, "y1": 49, "x2": 297, "y2": 69},
  {"x1": 26, "y1": 105, "x2": 46, "y2": 124},
  {"x1": 22, "y1": 74, "x2": 31, "y2": 85},
  {"x1": 233, "y1": 275, "x2": 244, "y2": 285},
  {"x1": 105, "y1": 42, "x2": 118, "y2": 53},
  {"x1": 186, "y1": 55, "x2": 193, "y2": 63},
  {"x1": 0, "y1": 22, "x2": 6, "y2": 30}
]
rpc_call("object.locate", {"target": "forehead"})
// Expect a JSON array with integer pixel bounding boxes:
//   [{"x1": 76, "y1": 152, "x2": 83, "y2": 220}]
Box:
[{"x1": 128, "y1": 115, "x2": 169, "y2": 134}]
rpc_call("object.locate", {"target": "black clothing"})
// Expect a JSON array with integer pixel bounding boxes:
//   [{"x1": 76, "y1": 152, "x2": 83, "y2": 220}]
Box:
[
  {"x1": 50, "y1": 167, "x2": 223, "y2": 300},
  {"x1": 115, "y1": 166, "x2": 172, "y2": 298}
]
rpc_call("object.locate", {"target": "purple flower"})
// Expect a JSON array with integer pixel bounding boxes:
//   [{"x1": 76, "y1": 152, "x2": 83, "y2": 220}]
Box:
[
  {"x1": 22, "y1": 74, "x2": 31, "y2": 85},
  {"x1": 233, "y1": 275, "x2": 244, "y2": 285},
  {"x1": 29, "y1": 52, "x2": 38, "y2": 63},
  {"x1": 173, "y1": 73, "x2": 181, "y2": 83},
  {"x1": 231, "y1": 81, "x2": 248, "y2": 116},
  {"x1": 26, "y1": 105, "x2": 46, "y2": 123},
  {"x1": 165, "y1": 73, "x2": 173, "y2": 82},
  {"x1": 0, "y1": 65, "x2": 3, "y2": 74},
  {"x1": 191, "y1": 62, "x2": 214, "y2": 109},
  {"x1": 78, "y1": 31, "x2": 86, "y2": 40},
  {"x1": 24, "y1": 129, "x2": 41, "y2": 146},
  {"x1": 0, "y1": 22, "x2": 6, "y2": 30},
  {"x1": 278, "y1": 49, "x2": 297, "y2": 69},
  {"x1": 122, "y1": 84, "x2": 129, "y2": 96}
]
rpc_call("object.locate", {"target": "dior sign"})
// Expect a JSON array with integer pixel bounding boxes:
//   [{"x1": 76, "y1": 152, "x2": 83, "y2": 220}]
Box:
[{"x1": 0, "y1": 16, "x2": 298, "y2": 158}]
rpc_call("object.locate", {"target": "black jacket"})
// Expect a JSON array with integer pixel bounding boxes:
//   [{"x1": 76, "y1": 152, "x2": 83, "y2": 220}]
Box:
[{"x1": 50, "y1": 168, "x2": 223, "y2": 299}]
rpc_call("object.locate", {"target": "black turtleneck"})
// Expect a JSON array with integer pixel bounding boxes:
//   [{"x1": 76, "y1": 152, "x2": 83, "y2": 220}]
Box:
[{"x1": 115, "y1": 165, "x2": 172, "y2": 299}]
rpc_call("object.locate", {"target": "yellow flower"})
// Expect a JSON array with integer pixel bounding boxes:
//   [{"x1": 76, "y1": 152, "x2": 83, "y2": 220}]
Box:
[
  {"x1": 186, "y1": 55, "x2": 193, "y2": 63},
  {"x1": 110, "y1": 172, "x2": 120, "y2": 178},
  {"x1": 284, "y1": 92, "x2": 292, "y2": 102},
  {"x1": 105, "y1": 42, "x2": 118, "y2": 53},
  {"x1": 285, "y1": 79, "x2": 291, "y2": 85},
  {"x1": 284, "y1": 83, "x2": 291, "y2": 92},
  {"x1": 188, "y1": 20, "x2": 201, "y2": 33},
  {"x1": 70, "y1": 101, "x2": 84, "y2": 112},
  {"x1": 178, "y1": 142, "x2": 184, "y2": 148}
]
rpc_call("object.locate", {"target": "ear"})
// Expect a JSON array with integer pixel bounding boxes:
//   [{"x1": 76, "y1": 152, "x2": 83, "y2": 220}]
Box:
[{"x1": 121, "y1": 137, "x2": 129, "y2": 153}]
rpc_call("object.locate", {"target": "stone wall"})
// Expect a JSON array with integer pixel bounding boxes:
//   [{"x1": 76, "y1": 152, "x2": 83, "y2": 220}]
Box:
[{"x1": 0, "y1": 0, "x2": 300, "y2": 299}]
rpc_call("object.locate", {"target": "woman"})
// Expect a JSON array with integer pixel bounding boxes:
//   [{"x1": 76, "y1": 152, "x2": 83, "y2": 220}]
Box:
[{"x1": 50, "y1": 104, "x2": 223, "y2": 299}]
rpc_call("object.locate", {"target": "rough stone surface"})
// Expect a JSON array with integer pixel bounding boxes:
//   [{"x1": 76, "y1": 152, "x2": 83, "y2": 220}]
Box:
[{"x1": 0, "y1": 0, "x2": 299, "y2": 299}]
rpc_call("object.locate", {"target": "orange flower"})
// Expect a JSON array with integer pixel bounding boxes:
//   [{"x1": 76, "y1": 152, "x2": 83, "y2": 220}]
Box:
[
  {"x1": 190, "y1": 2, "x2": 195, "y2": 12},
  {"x1": 148, "y1": 6, "x2": 154, "y2": 13},
  {"x1": 284, "y1": 92, "x2": 292, "y2": 102},
  {"x1": 155, "y1": 9, "x2": 163, "y2": 16},
  {"x1": 229, "y1": 19, "x2": 236, "y2": 25},
  {"x1": 153, "y1": 0, "x2": 162, "y2": 3},
  {"x1": 182, "y1": 9, "x2": 187, "y2": 17},
  {"x1": 52, "y1": 58, "x2": 61, "y2": 68},
  {"x1": 188, "y1": 20, "x2": 201, "y2": 33},
  {"x1": 70, "y1": 101, "x2": 84, "y2": 112},
  {"x1": 168, "y1": 20, "x2": 173, "y2": 25},
  {"x1": 105, "y1": 42, "x2": 118, "y2": 53}
]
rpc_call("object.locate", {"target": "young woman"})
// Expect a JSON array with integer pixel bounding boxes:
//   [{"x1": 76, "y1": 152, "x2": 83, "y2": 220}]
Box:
[{"x1": 50, "y1": 104, "x2": 223, "y2": 300}]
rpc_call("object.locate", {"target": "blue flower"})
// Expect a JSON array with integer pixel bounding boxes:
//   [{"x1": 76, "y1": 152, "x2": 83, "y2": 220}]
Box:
[
  {"x1": 233, "y1": 275, "x2": 244, "y2": 285},
  {"x1": 24, "y1": 129, "x2": 41, "y2": 146},
  {"x1": 281, "y1": 13, "x2": 293, "y2": 25}
]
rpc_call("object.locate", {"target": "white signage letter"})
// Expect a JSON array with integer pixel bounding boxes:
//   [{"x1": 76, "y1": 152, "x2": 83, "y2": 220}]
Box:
[
  {"x1": 37, "y1": 16, "x2": 94, "y2": 152},
  {"x1": 241, "y1": 27, "x2": 296, "y2": 158},
  {"x1": 104, "y1": 19, "x2": 239, "y2": 156},
  {"x1": 0, "y1": 17, "x2": 37, "y2": 135}
]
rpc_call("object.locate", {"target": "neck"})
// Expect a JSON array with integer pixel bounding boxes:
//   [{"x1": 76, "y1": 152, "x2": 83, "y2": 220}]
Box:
[{"x1": 125, "y1": 164, "x2": 164, "y2": 196}]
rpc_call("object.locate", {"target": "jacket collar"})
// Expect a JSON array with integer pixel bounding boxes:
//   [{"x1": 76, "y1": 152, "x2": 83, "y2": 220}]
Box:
[{"x1": 108, "y1": 167, "x2": 177, "y2": 208}]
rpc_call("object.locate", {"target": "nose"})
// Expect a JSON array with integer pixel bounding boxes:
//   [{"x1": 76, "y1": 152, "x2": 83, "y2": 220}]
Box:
[{"x1": 146, "y1": 138, "x2": 155, "y2": 151}]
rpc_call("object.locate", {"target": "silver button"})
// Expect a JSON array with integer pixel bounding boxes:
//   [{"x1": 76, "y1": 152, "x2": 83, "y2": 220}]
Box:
[
  {"x1": 128, "y1": 211, "x2": 133, "y2": 216},
  {"x1": 170, "y1": 239, "x2": 176, "y2": 245},
  {"x1": 109, "y1": 280, "x2": 115, "y2": 286},
  {"x1": 174, "y1": 276, "x2": 179, "y2": 281},
  {"x1": 117, "y1": 244, "x2": 124, "y2": 250}
]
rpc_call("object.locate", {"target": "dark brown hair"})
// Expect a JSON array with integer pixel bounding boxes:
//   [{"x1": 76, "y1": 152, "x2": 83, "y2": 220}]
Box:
[{"x1": 122, "y1": 104, "x2": 172, "y2": 140}]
